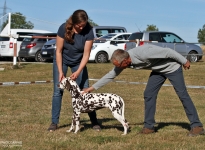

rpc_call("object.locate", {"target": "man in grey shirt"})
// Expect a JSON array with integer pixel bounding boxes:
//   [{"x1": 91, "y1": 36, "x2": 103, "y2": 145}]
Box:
[{"x1": 84, "y1": 44, "x2": 204, "y2": 136}]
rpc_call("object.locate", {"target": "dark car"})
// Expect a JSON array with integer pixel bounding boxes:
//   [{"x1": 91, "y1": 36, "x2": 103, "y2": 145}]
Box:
[
  {"x1": 18, "y1": 33, "x2": 56, "y2": 62},
  {"x1": 41, "y1": 39, "x2": 56, "y2": 61}
]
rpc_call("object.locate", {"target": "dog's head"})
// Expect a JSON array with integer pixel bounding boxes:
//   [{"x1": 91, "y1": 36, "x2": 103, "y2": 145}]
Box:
[{"x1": 58, "y1": 77, "x2": 71, "y2": 90}]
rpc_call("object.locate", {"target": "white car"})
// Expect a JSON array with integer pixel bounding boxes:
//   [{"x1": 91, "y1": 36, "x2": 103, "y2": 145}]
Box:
[
  {"x1": 89, "y1": 33, "x2": 131, "y2": 63},
  {"x1": 0, "y1": 26, "x2": 52, "y2": 58}
]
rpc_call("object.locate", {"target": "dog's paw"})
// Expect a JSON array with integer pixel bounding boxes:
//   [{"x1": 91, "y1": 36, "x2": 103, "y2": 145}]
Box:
[{"x1": 66, "y1": 129, "x2": 72, "y2": 133}]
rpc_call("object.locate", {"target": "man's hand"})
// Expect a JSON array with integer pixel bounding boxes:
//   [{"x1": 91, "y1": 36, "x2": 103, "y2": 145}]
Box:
[
  {"x1": 81, "y1": 86, "x2": 95, "y2": 94},
  {"x1": 183, "y1": 60, "x2": 190, "y2": 70}
]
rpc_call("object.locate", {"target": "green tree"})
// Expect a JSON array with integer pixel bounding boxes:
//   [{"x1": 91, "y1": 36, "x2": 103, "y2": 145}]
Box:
[
  {"x1": 1, "y1": 12, "x2": 34, "y2": 31},
  {"x1": 88, "y1": 18, "x2": 98, "y2": 26},
  {"x1": 197, "y1": 24, "x2": 205, "y2": 45},
  {"x1": 146, "y1": 24, "x2": 159, "y2": 31}
]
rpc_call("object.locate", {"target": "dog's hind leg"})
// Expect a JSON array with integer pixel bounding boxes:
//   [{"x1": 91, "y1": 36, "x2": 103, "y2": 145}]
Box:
[{"x1": 112, "y1": 111, "x2": 129, "y2": 135}]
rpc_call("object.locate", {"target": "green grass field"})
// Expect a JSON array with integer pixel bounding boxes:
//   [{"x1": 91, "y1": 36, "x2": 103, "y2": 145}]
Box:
[{"x1": 0, "y1": 57, "x2": 205, "y2": 149}]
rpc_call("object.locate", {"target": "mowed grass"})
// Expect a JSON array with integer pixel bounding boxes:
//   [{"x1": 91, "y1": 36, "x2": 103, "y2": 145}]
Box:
[{"x1": 0, "y1": 52, "x2": 205, "y2": 149}]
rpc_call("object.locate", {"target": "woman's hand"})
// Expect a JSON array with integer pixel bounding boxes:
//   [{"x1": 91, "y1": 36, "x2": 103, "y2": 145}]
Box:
[
  {"x1": 59, "y1": 72, "x2": 65, "y2": 82},
  {"x1": 70, "y1": 71, "x2": 80, "y2": 80}
]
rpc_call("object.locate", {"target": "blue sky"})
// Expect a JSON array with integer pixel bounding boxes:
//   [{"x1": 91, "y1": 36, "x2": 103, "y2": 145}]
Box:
[{"x1": 1, "y1": 0, "x2": 205, "y2": 42}]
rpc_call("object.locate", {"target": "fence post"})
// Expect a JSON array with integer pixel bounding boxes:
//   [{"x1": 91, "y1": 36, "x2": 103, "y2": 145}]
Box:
[{"x1": 13, "y1": 38, "x2": 17, "y2": 65}]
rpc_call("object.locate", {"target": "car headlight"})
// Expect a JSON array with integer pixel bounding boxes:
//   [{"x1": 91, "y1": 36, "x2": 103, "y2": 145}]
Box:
[
  {"x1": 52, "y1": 44, "x2": 56, "y2": 49},
  {"x1": 92, "y1": 45, "x2": 97, "y2": 50}
]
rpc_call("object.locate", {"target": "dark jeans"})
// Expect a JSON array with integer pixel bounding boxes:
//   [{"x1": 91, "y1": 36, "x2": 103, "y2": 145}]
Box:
[
  {"x1": 144, "y1": 66, "x2": 203, "y2": 129},
  {"x1": 51, "y1": 53, "x2": 98, "y2": 125}
]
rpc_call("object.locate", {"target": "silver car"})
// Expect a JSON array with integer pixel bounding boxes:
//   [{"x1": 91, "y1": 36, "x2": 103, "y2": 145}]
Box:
[
  {"x1": 18, "y1": 33, "x2": 56, "y2": 62},
  {"x1": 125, "y1": 31, "x2": 203, "y2": 62}
]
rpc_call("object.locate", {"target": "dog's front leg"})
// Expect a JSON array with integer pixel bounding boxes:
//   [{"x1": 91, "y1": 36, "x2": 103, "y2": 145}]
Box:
[
  {"x1": 74, "y1": 112, "x2": 81, "y2": 134},
  {"x1": 66, "y1": 115, "x2": 75, "y2": 133}
]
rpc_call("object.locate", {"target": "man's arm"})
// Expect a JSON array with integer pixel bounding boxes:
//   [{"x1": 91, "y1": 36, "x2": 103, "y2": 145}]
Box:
[
  {"x1": 83, "y1": 67, "x2": 124, "y2": 93},
  {"x1": 137, "y1": 45, "x2": 188, "y2": 65},
  {"x1": 145, "y1": 45, "x2": 191, "y2": 70}
]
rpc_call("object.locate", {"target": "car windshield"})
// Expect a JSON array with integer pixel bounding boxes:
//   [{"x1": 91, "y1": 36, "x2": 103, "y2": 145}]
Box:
[
  {"x1": 94, "y1": 33, "x2": 117, "y2": 43},
  {"x1": 128, "y1": 32, "x2": 143, "y2": 40},
  {"x1": 23, "y1": 38, "x2": 34, "y2": 42},
  {"x1": 45, "y1": 39, "x2": 56, "y2": 45}
]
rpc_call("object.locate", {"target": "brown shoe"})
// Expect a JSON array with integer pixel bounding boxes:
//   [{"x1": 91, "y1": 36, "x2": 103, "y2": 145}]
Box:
[
  {"x1": 188, "y1": 126, "x2": 205, "y2": 136},
  {"x1": 139, "y1": 127, "x2": 155, "y2": 134},
  {"x1": 48, "y1": 123, "x2": 58, "y2": 132}
]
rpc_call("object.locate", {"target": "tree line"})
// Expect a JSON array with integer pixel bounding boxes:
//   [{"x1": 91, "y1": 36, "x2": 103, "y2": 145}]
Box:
[{"x1": 1, "y1": 12, "x2": 205, "y2": 45}]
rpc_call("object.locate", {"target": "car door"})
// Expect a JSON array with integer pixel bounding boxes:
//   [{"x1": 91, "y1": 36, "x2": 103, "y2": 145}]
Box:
[
  {"x1": 108, "y1": 34, "x2": 130, "y2": 58},
  {"x1": 159, "y1": 32, "x2": 187, "y2": 56}
]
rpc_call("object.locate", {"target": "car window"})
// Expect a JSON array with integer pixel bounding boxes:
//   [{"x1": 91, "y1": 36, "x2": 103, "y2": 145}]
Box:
[
  {"x1": 37, "y1": 38, "x2": 47, "y2": 42},
  {"x1": 123, "y1": 34, "x2": 130, "y2": 40},
  {"x1": 149, "y1": 33, "x2": 163, "y2": 42},
  {"x1": 0, "y1": 37, "x2": 9, "y2": 41},
  {"x1": 128, "y1": 33, "x2": 143, "y2": 40},
  {"x1": 17, "y1": 37, "x2": 25, "y2": 41},
  {"x1": 101, "y1": 34, "x2": 117, "y2": 39},
  {"x1": 160, "y1": 33, "x2": 183, "y2": 43},
  {"x1": 94, "y1": 33, "x2": 116, "y2": 43},
  {"x1": 114, "y1": 34, "x2": 130, "y2": 44},
  {"x1": 111, "y1": 29, "x2": 125, "y2": 33},
  {"x1": 96, "y1": 29, "x2": 111, "y2": 37},
  {"x1": 23, "y1": 38, "x2": 34, "y2": 42}
]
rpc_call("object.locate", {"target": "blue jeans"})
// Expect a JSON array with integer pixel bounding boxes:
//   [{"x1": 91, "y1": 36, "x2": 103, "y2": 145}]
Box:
[
  {"x1": 51, "y1": 54, "x2": 98, "y2": 125},
  {"x1": 144, "y1": 66, "x2": 203, "y2": 129}
]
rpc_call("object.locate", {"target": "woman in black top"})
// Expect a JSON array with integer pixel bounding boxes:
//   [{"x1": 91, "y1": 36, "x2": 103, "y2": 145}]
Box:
[{"x1": 48, "y1": 9, "x2": 100, "y2": 132}]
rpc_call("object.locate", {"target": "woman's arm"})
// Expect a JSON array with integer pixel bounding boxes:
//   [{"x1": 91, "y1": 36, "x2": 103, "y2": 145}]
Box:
[
  {"x1": 70, "y1": 40, "x2": 93, "y2": 80},
  {"x1": 56, "y1": 35, "x2": 65, "y2": 82}
]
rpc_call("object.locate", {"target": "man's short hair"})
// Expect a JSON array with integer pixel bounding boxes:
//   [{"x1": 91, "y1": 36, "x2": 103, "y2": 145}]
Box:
[{"x1": 111, "y1": 49, "x2": 129, "y2": 64}]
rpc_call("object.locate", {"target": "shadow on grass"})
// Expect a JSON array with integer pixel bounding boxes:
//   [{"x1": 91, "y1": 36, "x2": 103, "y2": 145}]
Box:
[
  {"x1": 58, "y1": 118, "x2": 190, "y2": 133},
  {"x1": 155, "y1": 122, "x2": 190, "y2": 131},
  {"x1": 58, "y1": 118, "x2": 130, "y2": 132}
]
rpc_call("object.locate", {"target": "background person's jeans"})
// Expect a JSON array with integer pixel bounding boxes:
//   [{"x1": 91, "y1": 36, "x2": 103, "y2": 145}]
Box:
[{"x1": 51, "y1": 55, "x2": 98, "y2": 125}]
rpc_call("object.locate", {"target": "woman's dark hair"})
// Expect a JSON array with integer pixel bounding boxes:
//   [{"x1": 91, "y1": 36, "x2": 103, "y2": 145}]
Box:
[{"x1": 65, "y1": 9, "x2": 92, "y2": 43}]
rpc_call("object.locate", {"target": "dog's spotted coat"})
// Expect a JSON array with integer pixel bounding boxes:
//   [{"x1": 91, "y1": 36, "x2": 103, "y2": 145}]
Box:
[{"x1": 59, "y1": 77, "x2": 129, "y2": 135}]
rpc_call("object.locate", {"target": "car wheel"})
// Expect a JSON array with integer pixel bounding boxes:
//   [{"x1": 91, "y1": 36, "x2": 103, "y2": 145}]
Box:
[
  {"x1": 35, "y1": 51, "x2": 46, "y2": 62},
  {"x1": 18, "y1": 57, "x2": 27, "y2": 62},
  {"x1": 95, "y1": 52, "x2": 108, "y2": 63},
  {"x1": 187, "y1": 51, "x2": 198, "y2": 62}
]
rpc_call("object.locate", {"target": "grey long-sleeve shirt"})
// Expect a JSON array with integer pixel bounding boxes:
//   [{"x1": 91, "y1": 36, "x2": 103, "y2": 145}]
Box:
[{"x1": 92, "y1": 44, "x2": 187, "y2": 90}]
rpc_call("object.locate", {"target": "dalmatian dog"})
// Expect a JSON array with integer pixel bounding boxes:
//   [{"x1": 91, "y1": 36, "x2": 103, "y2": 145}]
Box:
[{"x1": 59, "y1": 77, "x2": 129, "y2": 135}]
